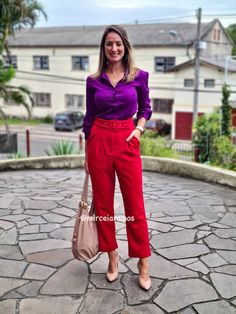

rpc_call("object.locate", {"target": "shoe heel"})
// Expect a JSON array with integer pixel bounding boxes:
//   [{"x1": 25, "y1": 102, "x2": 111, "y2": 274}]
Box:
[
  {"x1": 106, "y1": 253, "x2": 119, "y2": 282},
  {"x1": 137, "y1": 261, "x2": 151, "y2": 291}
]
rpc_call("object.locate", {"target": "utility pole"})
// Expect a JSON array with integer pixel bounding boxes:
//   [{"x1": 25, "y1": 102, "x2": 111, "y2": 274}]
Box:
[{"x1": 193, "y1": 8, "x2": 202, "y2": 125}]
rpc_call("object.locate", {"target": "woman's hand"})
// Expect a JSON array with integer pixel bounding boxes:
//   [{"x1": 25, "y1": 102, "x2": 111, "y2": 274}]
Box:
[{"x1": 126, "y1": 128, "x2": 142, "y2": 142}]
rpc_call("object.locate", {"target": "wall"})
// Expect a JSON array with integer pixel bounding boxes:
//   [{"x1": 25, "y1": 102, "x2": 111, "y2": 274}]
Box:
[{"x1": 202, "y1": 21, "x2": 233, "y2": 57}]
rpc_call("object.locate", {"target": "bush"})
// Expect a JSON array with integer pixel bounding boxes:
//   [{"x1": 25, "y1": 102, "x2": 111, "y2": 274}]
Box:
[
  {"x1": 210, "y1": 136, "x2": 236, "y2": 171},
  {"x1": 140, "y1": 136, "x2": 178, "y2": 158},
  {"x1": 7, "y1": 152, "x2": 27, "y2": 159},
  {"x1": 192, "y1": 110, "x2": 221, "y2": 162},
  {"x1": 41, "y1": 115, "x2": 53, "y2": 124},
  {"x1": 45, "y1": 140, "x2": 80, "y2": 156},
  {"x1": 142, "y1": 130, "x2": 158, "y2": 139}
]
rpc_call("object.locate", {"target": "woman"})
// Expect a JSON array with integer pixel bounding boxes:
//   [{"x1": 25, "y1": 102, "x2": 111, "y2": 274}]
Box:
[{"x1": 83, "y1": 25, "x2": 152, "y2": 291}]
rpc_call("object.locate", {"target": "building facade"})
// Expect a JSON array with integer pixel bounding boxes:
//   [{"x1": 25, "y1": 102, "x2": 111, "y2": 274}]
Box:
[{"x1": 1, "y1": 19, "x2": 235, "y2": 140}]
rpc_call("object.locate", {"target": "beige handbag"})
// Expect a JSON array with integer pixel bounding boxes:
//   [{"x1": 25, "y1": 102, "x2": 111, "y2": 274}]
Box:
[{"x1": 72, "y1": 173, "x2": 99, "y2": 261}]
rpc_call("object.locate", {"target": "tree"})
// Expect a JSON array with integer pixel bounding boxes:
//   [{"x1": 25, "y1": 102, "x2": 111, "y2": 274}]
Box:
[
  {"x1": 0, "y1": 0, "x2": 47, "y2": 130},
  {"x1": 192, "y1": 111, "x2": 221, "y2": 163},
  {"x1": 221, "y1": 83, "x2": 232, "y2": 137},
  {"x1": 0, "y1": 52, "x2": 33, "y2": 119},
  {"x1": 0, "y1": 0, "x2": 47, "y2": 50},
  {"x1": 226, "y1": 24, "x2": 236, "y2": 55}
]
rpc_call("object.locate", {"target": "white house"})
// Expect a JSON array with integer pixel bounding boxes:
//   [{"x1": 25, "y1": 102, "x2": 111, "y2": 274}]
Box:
[{"x1": 1, "y1": 18, "x2": 235, "y2": 140}]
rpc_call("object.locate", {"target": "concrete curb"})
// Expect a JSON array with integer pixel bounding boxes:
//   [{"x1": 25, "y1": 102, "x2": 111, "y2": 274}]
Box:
[
  {"x1": 141, "y1": 156, "x2": 236, "y2": 189},
  {"x1": 0, "y1": 155, "x2": 235, "y2": 188},
  {"x1": 0, "y1": 155, "x2": 84, "y2": 171}
]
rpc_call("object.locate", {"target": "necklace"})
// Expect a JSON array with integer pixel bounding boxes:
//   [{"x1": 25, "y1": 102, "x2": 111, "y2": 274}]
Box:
[{"x1": 106, "y1": 71, "x2": 124, "y2": 86}]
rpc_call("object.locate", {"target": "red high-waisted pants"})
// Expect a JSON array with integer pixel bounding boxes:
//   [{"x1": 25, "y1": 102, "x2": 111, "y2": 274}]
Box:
[{"x1": 87, "y1": 117, "x2": 151, "y2": 258}]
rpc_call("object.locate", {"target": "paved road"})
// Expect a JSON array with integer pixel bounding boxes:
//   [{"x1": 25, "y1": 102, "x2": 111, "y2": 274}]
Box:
[
  {"x1": 0, "y1": 124, "x2": 84, "y2": 159},
  {"x1": 0, "y1": 169, "x2": 236, "y2": 313}
]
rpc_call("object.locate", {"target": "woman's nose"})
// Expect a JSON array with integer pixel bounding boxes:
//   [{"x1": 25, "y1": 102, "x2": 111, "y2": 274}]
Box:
[{"x1": 111, "y1": 44, "x2": 117, "y2": 51}]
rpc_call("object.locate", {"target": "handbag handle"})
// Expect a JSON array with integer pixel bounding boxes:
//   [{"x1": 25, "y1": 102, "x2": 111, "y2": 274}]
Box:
[
  {"x1": 80, "y1": 174, "x2": 95, "y2": 216},
  {"x1": 81, "y1": 173, "x2": 89, "y2": 204}
]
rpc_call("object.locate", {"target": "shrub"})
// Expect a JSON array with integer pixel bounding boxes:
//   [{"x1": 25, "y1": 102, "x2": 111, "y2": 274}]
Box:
[
  {"x1": 210, "y1": 136, "x2": 236, "y2": 171},
  {"x1": 221, "y1": 84, "x2": 232, "y2": 137},
  {"x1": 45, "y1": 140, "x2": 80, "y2": 155},
  {"x1": 41, "y1": 115, "x2": 53, "y2": 124},
  {"x1": 140, "y1": 136, "x2": 178, "y2": 159},
  {"x1": 7, "y1": 152, "x2": 27, "y2": 159},
  {"x1": 192, "y1": 110, "x2": 221, "y2": 162},
  {"x1": 142, "y1": 130, "x2": 158, "y2": 139}
]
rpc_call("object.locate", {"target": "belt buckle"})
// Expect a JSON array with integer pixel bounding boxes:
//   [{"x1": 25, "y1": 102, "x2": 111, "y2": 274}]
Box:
[{"x1": 112, "y1": 121, "x2": 117, "y2": 132}]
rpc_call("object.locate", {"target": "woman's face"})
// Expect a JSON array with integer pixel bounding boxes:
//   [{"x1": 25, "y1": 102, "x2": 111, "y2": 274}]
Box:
[{"x1": 104, "y1": 32, "x2": 125, "y2": 64}]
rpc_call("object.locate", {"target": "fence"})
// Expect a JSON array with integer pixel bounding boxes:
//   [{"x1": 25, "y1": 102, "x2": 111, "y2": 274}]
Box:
[
  {"x1": 1, "y1": 124, "x2": 235, "y2": 165},
  {"x1": 0, "y1": 124, "x2": 84, "y2": 160}
]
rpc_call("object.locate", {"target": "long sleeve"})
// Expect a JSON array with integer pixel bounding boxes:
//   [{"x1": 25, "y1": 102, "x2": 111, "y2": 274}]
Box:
[
  {"x1": 82, "y1": 76, "x2": 97, "y2": 140},
  {"x1": 136, "y1": 70, "x2": 152, "y2": 121}
]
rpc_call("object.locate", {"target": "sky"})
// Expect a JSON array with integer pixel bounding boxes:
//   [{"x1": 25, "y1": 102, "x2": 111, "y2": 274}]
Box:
[{"x1": 36, "y1": 0, "x2": 236, "y2": 28}]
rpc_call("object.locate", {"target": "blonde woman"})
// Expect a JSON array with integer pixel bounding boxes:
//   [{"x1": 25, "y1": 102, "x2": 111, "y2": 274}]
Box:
[{"x1": 83, "y1": 25, "x2": 152, "y2": 290}]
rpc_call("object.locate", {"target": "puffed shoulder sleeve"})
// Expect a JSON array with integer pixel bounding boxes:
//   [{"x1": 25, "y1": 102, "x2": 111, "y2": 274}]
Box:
[
  {"x1": 136, "y1": 70, "x2": 152, "y2": 121},
  {"x1": 82, "y1": 76, "x2": 97, "y2": 140}
]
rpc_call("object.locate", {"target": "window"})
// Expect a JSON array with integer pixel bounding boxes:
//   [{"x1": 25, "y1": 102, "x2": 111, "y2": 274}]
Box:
[
  {"x1": 72, "y1": 56, "x2": 89, "y2": 71},
  {"x1": 213, "y1": 29, "x2": 221, "y2": 42},
  {"x1": 204, "y1": 79, "x2": 215, "y2": 88},
  {"x1": 33, "y1": 93, "x2": 51, "y2": 107},
  {"x1": 153, "y1": 98, "x2": 173, "y2": 113},
  {"x1": 155, "y1": 57, "x2": 175, "y2": 72},
  {"x1": 33, "y1": 56, "x2": 49, "y2": 70},
  {"x1": 65, "y1": 94, "x2": 84, "y2": 108},
  {"x1": 184, "y1": 79, "x2": 194, "y2": 87},
  {"x1": 3, "y1": 55, "x2": 17, "y2": 68}
]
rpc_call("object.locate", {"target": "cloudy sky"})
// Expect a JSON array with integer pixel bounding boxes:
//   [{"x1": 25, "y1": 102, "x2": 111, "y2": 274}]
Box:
[{"x1": 37, "y1": 0, "x2": 236, "y2": 28}]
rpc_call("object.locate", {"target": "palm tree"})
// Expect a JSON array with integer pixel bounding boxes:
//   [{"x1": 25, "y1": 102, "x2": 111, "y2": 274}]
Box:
[
  {"x1": 0, "y1": 56, "x2": 33, "y2": 118},
  {"x1": 0, "y1": 0, "x2": 47, "y2": 138},
  {"x1": 0, "y1": 0, "x2": 47, "y2": 50}
]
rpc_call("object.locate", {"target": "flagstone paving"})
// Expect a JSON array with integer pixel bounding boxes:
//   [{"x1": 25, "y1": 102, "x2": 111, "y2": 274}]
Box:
[{"x1": 0, "y1": 169, "x2": 236, "y2": 314}]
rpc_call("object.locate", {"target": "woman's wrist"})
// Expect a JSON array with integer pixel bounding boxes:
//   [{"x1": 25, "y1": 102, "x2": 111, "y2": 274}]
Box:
[{"x1": 135, "y1": 125, "x2": 144, "y2": 134}]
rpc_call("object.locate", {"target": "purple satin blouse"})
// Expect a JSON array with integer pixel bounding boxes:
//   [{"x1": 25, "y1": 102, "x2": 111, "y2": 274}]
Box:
[{"x1": 82, "y1": 69, "x2": 152, "y2": 140}]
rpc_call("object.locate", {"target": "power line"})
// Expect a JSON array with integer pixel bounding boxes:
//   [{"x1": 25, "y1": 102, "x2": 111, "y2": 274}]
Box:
[
  {"x1": 123, "y1": 14, "x2": 196, "y2": 24},
  {"x1": 16, "y1": 70, "x2": 86, "y2": 82},
  {"x1": 203, "y1": 13, "x2": 236, "y2": 17},
  {"x1": 13, "y1": 75, "x2": 236, "y2": 93},
  {"x1": 123, "y1": 12, "x2": 236, "y2": 25},
  {"x1": 14, "y1": 69, "x2": 236, "y2": 88},
  {"x1": 150, "y1": 85, "x2": 236, "y2": 94}
]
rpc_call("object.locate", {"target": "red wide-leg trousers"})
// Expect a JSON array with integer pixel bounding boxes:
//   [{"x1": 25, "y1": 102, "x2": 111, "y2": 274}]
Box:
[{"x1": 87, "y1": 117, "x2": 151, "y2": 258}]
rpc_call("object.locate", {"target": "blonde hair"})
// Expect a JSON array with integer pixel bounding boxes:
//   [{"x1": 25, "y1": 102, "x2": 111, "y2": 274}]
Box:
[{"x1": 92, "y1": 25, "x2": 138, "y2": 82}]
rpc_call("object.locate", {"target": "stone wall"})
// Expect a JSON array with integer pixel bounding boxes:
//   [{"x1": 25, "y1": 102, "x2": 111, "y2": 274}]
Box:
[{"x1": 0, "y1": 155, "x2": 235, "y2": 188}]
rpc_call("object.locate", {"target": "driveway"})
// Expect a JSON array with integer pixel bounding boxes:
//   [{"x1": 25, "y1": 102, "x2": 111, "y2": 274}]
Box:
[{"x1": 0, "y1": 169, "x2": 236, "y2": 313}]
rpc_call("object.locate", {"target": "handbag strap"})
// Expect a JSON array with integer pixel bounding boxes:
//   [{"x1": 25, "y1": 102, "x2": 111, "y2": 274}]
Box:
[{"x1": 81, "y1": 173, "x2": 89, "y2": 203}]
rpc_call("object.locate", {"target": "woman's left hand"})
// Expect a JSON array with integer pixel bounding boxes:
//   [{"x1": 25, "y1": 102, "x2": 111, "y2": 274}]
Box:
[{"x1": 126, "y1": 128, "x2": 142, "y2": 142}]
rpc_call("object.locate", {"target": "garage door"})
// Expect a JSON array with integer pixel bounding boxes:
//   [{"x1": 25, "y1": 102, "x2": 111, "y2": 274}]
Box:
[{"x1": 175, "y1": 112, "x2": 193, "y2": 140}]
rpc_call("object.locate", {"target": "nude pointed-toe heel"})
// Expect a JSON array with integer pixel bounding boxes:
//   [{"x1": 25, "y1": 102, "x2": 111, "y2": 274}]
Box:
[
  {"x1": 106, "y1": 253, "x2": 119, "y2": 282},
  {"x1": 137, "y1": 260, "x2": 151, "y2": 291}
]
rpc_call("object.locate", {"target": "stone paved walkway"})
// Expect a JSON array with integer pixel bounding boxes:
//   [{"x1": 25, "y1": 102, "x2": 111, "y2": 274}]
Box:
[{"x1": 0, "y1": 169, "x2": 236, "y2": 314}]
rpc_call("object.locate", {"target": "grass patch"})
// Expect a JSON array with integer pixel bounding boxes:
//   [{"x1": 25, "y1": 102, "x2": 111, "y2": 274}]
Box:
[
  {"x1": 0, "y1": 118, "x2": 40, "y2": 126},
  {"x1": 0, "y1": 115, "x2": 53, "y2": 126}
]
